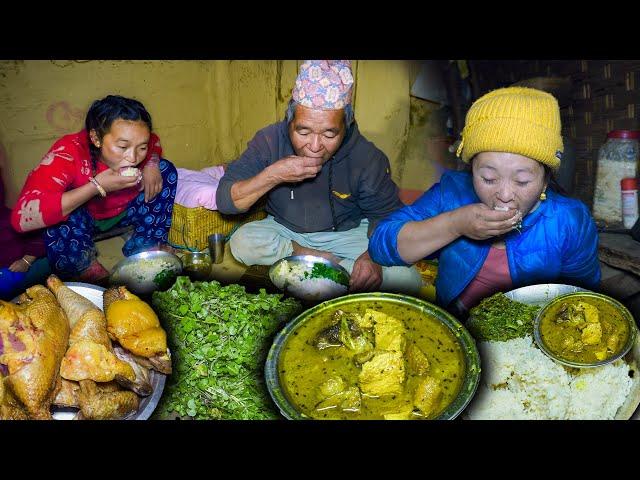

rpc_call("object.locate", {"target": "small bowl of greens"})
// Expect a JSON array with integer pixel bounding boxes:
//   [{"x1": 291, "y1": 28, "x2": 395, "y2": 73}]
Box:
[{"x1": 269, "y1": 255, "x2": 350, "y2": 303}]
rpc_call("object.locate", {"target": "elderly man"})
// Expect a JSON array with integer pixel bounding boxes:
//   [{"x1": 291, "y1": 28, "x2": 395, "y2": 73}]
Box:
[{"x1": 216, "y1": 60, "x2": 422, "y2": 294}]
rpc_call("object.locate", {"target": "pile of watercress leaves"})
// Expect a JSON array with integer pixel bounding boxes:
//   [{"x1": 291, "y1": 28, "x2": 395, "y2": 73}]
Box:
[
  {"x1": 467, "y1": 292, "x2": 540, "y2": 342},
  {"x1": 151, "y1": 276, "x2": 301, "y2": 419}
]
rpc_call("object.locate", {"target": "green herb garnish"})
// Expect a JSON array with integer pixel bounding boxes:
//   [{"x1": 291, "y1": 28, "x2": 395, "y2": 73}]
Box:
[
  {"x1": 153, "y1": 268, "x2": 177, "y2": 290},
  {"x1": 151, "y1": 276, "x2": 301, "y2": 419},
  {"x1": 305, "y1": 262, "x2": 349, "y2": 286},
  {"x1": 467, "y1": 292, "x2": 540, "y2": 342}
]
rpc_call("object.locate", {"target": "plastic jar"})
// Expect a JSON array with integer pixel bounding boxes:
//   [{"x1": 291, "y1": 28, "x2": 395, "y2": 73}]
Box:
[
  {"x1": 593, "y1": 130, "x2": 640, "y2": 224},
  {"x1": 621, "y1": 177, "x2": 639, "y2": 229}
]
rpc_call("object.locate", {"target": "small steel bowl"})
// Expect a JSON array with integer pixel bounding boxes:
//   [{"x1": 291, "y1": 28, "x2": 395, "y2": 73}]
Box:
[
  {"x1": 269, "y1": 255, "x2": 351, "y2": 302},
  {"x1": 533, "y1": 291, "x2": 638, "y2": 368},
  {"x1": 110, "y1": 250, "x2": 182, "y2": 295}
]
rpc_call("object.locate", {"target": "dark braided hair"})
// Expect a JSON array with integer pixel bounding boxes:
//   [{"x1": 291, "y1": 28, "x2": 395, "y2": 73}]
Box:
[{"x1": 85, "y1": 95, "x2": 153, "y2": 172}]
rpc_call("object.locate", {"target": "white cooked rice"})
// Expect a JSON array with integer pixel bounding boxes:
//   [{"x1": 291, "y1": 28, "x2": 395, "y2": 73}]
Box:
[
  {"x1": 113, "y1": 259, "x2": 177, "y2": 284},
  {"x1": 465, "y1": 335, "x2": 633, "y2": 420},
  {"x1": 286, "y1": 276, "x2": 347, "y2": 301},
  {"x1": 271, "y1": 260, "x2": 347, "y2": 300}
]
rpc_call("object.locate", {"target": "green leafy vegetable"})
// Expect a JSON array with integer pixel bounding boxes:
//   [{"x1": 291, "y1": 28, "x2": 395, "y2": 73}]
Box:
[
  {"x1": 151, "y1": 276, "x2": 301, "y2": 419},
  {"x1": 467, "y1": 292, "x2": 540, "y2": 342},
  {"x1": 305, "y1": 262, "x2": 349, "y2": 286},
  {"x1": 153, "y1": 268, "x2": 177, "y2": 290}
]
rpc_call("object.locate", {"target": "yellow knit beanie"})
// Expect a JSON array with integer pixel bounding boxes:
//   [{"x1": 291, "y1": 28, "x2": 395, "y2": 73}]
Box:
[{"x1": 456, "y1": 86, "x2": 563, "y2": 170}]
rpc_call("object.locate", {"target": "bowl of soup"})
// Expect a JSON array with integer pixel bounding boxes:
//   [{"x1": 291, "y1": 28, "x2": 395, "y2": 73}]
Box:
[
  {"x1": 265, "y1": 293, "x2": 481, "y2": 420},
  {"x1": 534, "y1": 292, "x2": 638, "y2": 368}
]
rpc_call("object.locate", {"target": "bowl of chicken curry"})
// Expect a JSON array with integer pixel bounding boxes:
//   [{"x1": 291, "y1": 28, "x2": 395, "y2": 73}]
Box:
[
  {"x1": 534, "y1": 292, "x2": 638, "y2": 368},
  {"x1": 265, "y1": 293, "x2": 480, "y2": 420}
]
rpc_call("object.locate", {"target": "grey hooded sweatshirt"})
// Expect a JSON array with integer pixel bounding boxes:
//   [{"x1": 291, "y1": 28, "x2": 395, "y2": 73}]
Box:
[{"x1": 216, "y1": 119, "x2": 403, "y2": 234}]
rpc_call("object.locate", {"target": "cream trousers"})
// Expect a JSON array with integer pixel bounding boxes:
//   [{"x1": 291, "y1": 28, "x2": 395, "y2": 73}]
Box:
[{"x1": 229, "y1": 215, "x2": 423, "y2": 296}]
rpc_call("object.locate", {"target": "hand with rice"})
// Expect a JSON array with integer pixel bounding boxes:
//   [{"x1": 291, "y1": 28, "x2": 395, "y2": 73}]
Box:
[
  {"x1": 214, "y1": 60, "x2": 423, "y2": 296},
  {"x1": 369, "y1": 86, "x2": 601, "y2": 312}
]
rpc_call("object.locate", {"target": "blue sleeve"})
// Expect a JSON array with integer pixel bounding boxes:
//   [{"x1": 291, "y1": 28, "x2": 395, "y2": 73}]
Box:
[
  {"x1": 216, "y1": 131, "x2": 271, "y2": 214},
  {"x1": 560, "y1": 203, "x2": 601, "y2": 290},
  {"x1": 368, "y1": 182, "x2": 444, "y2": 267}
]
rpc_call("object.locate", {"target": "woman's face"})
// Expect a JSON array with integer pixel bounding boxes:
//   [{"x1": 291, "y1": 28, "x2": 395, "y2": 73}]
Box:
[
  {"x1": 91, "y1": 119, "x2": 150, "y2": 171},
  {"x1": 472, "y1": 152, "x2": 548, "y2": 216}
]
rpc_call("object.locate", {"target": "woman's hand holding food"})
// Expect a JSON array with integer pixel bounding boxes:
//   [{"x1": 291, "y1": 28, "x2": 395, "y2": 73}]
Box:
[
  {"x1": 451, "y1": 203, "x2": 522, "y2": 240},
  {"x1": 94, "y1": 168, "x2": 141, "y2": 193}
]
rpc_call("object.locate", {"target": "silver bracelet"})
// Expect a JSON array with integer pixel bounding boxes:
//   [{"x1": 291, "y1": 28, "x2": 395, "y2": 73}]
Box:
[{"x1": 21, "y1": 257, "x2": 32, "y2": 267}]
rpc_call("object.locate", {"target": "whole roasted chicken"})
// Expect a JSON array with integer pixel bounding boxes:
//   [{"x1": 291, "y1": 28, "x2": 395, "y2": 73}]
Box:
[
  {"x1": 104, "y1": 286, "x2": 172, "y2": 374},
  {"x1": 46, "y1": 275, "x2": 143, "y2": 387},
  {"x1": 0, "y1": 285, "x2": 69, "y2": 419}
]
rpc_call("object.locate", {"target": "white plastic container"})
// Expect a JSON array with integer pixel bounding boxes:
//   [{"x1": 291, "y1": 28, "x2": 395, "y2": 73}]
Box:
[
  {"x1": 593, "y1": 130, "x2": 640, "y2": 225},
  {"x1": 621, "y1": 177, "x2": 639, "y2": 229}
]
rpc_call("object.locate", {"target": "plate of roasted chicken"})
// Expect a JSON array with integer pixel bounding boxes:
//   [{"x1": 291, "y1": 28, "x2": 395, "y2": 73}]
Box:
[{"x1": 0, "y1": 275, "x2": 171, "y2": 420}]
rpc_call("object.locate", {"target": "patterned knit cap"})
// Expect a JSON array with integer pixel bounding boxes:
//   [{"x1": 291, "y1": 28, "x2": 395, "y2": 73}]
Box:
[{"x1": 292, "y1": 60, "x2": 354, "y2": 110}]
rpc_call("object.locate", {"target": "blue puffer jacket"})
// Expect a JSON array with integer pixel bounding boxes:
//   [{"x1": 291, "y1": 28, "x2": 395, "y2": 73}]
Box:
[{"x1": 369, "y1": 170, "x2": 601, "y2": 308}]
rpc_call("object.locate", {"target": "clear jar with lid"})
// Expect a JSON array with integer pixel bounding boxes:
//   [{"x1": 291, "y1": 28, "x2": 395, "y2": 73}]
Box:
[{"x1": 592, "y1": 130, "x2": 640, "y2": 225}]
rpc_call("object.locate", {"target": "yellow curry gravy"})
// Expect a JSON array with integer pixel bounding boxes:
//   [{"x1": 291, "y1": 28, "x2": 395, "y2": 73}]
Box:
[
  {"x1": 540, "y1": 296, "x2": 631, "y2": 364},
  {"x1": 278, "y1": 301, "x2": 466, "y2": 420}
]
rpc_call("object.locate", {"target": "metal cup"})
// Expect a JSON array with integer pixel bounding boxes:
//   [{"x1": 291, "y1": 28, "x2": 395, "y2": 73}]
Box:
[{"x1": 208, "y1": 233, "x2": 225, "y2": 264}]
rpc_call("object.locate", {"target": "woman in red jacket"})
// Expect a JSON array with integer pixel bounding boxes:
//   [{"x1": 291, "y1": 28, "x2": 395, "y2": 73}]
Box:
[{"x1": 11, "y1": 95, "x2": 178, "y2": 283}]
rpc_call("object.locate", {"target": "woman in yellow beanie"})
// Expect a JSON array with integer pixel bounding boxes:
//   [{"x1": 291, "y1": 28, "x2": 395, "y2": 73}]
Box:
[{"x1": 369, "y1": 86, "x2": 600, "y2": 314}]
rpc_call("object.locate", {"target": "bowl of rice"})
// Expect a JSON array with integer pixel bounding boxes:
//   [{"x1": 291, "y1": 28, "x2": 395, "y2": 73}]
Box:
[
  {"x1": 110, "y1": 250, "x2": 182, "y2": 295},
  {"x1": 269, "y1": 255, "x2": 350, "y2": 303}
]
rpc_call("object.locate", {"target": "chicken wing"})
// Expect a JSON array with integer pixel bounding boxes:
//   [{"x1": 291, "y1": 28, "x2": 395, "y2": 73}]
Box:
[{"x1": 46, "y1": 275, "x2": 137, "y2": 388}]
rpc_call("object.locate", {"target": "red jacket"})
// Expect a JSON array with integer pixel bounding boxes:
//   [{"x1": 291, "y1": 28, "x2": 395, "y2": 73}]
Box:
[{"x1": 11, "y1": 130, "x2": 162, "y2": 233}]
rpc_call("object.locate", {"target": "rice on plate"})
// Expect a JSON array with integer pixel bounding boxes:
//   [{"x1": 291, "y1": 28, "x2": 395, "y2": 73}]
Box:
[
  {"x1": 464, "y1": 292, "x2": 636, "y2": 420},
  {"x1": 465, "y1": 335, "x2": 633, "y2": 419},
  {"x1": 270, "y1": 258, "x2": 348, "y2": 302}
]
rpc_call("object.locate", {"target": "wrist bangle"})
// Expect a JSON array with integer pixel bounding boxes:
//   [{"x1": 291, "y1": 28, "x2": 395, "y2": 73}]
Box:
[
  {"x1": 89, "y1": 177, "x2": 107, "y2": 197},
  {"x1": 21, "y1": 257, "x2": 32, "y2": 267}
]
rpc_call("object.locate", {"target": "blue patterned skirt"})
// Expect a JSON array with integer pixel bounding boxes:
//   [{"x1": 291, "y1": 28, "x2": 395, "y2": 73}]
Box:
[{"x1": 45, "y1": 159, "x2": 178, "y2": 278}]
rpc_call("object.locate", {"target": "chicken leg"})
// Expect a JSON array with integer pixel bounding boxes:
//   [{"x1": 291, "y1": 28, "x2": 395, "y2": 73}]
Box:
[{"x1": 46, "y1": 275, "x2": 139, "y2": 390}]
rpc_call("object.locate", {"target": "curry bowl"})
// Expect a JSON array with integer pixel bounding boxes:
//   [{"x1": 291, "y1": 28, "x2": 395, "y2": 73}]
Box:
[
  {"x1": 265, "y1": 292, "x2": 481, "y2": 420},
  {"x1": 534, "y1": 291, "x2": 638, "y2": 368}
]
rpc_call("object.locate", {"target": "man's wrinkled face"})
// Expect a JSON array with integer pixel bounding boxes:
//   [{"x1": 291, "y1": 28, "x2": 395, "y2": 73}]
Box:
[
  {"x1": 288, "y1": 104, "x2": 346, "y2": 163},
  {"x1": 472, "y1": 152, "x2": 548, "y2": 217}
]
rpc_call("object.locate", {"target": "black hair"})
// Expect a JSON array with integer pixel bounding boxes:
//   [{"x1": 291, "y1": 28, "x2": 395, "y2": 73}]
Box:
[{"x1": 85, "y1": 95, "x2": 153, "y2": 172}]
